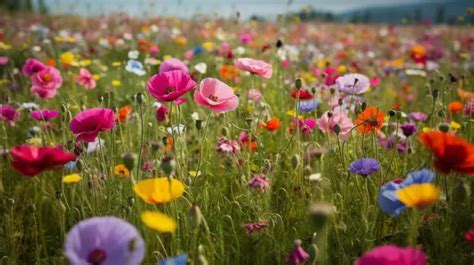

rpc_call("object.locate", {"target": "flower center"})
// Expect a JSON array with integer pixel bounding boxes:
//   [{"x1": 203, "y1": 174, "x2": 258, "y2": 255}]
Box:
[
  {"x1": 208, "y1": 95, "x2": 219, "y2": 102},
  {"x1": 42, "y1": 73, "x2": 52, "y2": 82},
  {"x1": 87, "y1": 248, "x2": 107, "y2": 265},
  {"x1": 165, "y1": 87, "x2": 175, "y2": 94},
  {"x1": 365, "y1": 118, "x2": 379, "y2": 127}
]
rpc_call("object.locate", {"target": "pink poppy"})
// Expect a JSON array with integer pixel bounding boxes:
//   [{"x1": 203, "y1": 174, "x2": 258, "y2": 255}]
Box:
[
  {"x1": 70, "y1": 108, "x2": 116, "y2": 142},
  {"x1": 194, "y1": 78, "x2": 239, "y2": 113},
  {"x1": 287, "y1": 240, "x2": 309, "y2": 265},
  {"x1": 355, "y1": 245, "x2": 427, "y2": 265},
  {"x1": 147, "y1": 70, "x2": 196, "y2": 103},
  {"x1": 22, "y1": 58, "x2": 46, "y2": 77},
  {"x1": 159, "y1": 58, "x2": 188, "y2": 73},
  {"x1": 370, "y1": 76, "x2": 381, "y2": 87},
  {"x1": 31, "y1": 109, "x2": 59, "y2": 121},
  {"x1": 317, "y1": 111, "x2": 353, "y2": 139},
  {"x1": 10, "y1": 145, "x2": 76, "y2": 177},
  {"x1": 31, "y1": 66, "x2": 63, "y2": 99},
  {"x1": 0, "y1": 56, "x2": 8, "y2": 65},
  {"x1": 239, "y1": 32, "x2": 255, "y2": 45},
  {"x1": 248, "y1": 175, "x2": 270, "y2": 191},
  {"x1": 248, "y1": 89, "x2": 263, "y2": 101},
  {"x1": 292, "y1": 117, "x2": 317, "y2": 135},
  {"x1": 0, "y1": 104, "x2": 20, "y2": 126},
  {"x1": 155, "y1": 104, "x2": 169, "y2": 122},
  {"x1": 235, "y1": 58, "x2": 272, "y2": 79},
  {"x1": 76, "y1": 68, "x2": 96, "y2": 90}
]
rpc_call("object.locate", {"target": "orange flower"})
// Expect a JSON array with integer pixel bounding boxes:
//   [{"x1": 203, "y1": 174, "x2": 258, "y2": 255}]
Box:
[
  {"x1": 448, "y1": 101, "x2": 464, "y2": 114},
  {"x1": 419, "y1": 131, "x2": 474, "y2": 175},
  {"x1": 457, "y1": 88, "x2": 474, "y2": 101},
  {"x1": 46, "y1": 58, "x2": 56, "y2": 67},
  {"x1": 219, "y1": 65, "x2": 238, "y2": 80},
  {"x1": 355, "y1": 106, "x2": 384, "y2": 134},
  {"x1": 164, "y1": 135, "x2": 174, "y2": 154},
  {"x1": 116, "y1": 105, "x2": 132, "y2": 123},
  {"x1": 261, "y1": 117, "x2": 281, "y2": 132}
]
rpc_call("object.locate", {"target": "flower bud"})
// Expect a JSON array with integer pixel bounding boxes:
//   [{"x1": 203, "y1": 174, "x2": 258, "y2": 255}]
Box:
[
  {"x1": 189, "y1": 204, "x2": 203, "y2": 228},
  {"x1": 291, "y1": 154, "x2": 300, "y2": 170},
  {"x1": 161, "y1": 156, "x2": 176, "y2": 175},
  {"x1": 452, "y1": 179, "x2": 469, "y2": 203},
  {"x1": 439, "y1": 123, "x2": 450, "y2": 132},
  {"x1": 195, "y1": 119, "x2": 203, "y2": 130},
  {"x1": 295, "y1": 78, "x2": 302, "y2": 89},
  {"x1": 431, "y1": 89, "x2": 439, "y2": 99},
  {"x1": 121, "y1": 152, "x2": 138, "y2": 171}
]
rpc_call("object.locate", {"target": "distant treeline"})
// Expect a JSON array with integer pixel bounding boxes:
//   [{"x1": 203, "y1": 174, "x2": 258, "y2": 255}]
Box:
[{"x1": 0, "y1": 0, "x2": 47, "y2": 13}]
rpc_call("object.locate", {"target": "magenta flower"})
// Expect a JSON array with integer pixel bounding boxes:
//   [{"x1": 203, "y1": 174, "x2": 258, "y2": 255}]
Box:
[
  {"x1": 31, "y1": 66, "x2": 63, "y2": 99},
  {"x1": 0, "y1": 104, "x2": 20, "y2": 126},
  {"x1": 408, "y1": 112, "x2": 428, "y2": 122},
  {"x1": 147, "y1": 70, "x2": 196, "y2": 104},
  {"x1": 77, "y1": 68, "x2": 96, "y2": 90},
  {"x1": 235, "y1": 58, "x2": 272, "y2": 79},
  {"x1": 155, "y1": 104, "x2": 169, "y2": 122},
  {"x1": 159, "y1": 58, "x2": 188, "y2": 73},
  {"x1": 287, "y1": 240, "x2": 309, "y2": 265},
  {"x1": 355, "y1": 245, "x2": 427, "y2": 265},
  {"x1": 244, "y1": 221, "x2": 268, "y2": 235},
  {"x1": 31, "y1": 109, "x2": 59, "y2": 121},
  {"x1": 248, "y1": 175, "x2": 270, "y2": 191},
  {"x1": 194, "y1": 78, "x2": 239, "y2": 113},
  {"x1": 22, "y1": 58, "x2": 46, "y2": 77},
  {"x1": 317, "y1": 111, "x2": 353, "y2": 139},
  {"x1": 70, "y1": 108, "x2": 115, "y2": 142},
  {"x1": 292, "y1": 117, "x2": 317, "y2": 135},
  {"x1": 0, "y1": 56, "x2": 9, "y2": 65},
  {"x1": 64, "y1": 216, "x2": 145, "y2": 265},
  {"x1": 464, "y1": 99, "x2": 474, "y2": 116}
]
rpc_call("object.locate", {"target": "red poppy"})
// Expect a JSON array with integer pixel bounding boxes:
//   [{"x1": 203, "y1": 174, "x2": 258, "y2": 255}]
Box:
[
  {"x1": 419, "y1": 131, "x2": 474, "y2": 175},
  {"x1": 10, "y1": 145, "x2": 77, "y2": 176},
  {"x1": 355, "y1": 106, "x2": 385, "y2": 134},
  {"x1": 465, "y1": 228, "x2": 474, "y2": 245},
  {"x1": 448, "y1": 101, "x2": 463, "y2": 114},
  {"x1": 261, "y1": 117, "x2": 281, "y2": 132},
  {"x1": 290, "y1": 89, "x2": 313, "y2": 100}
]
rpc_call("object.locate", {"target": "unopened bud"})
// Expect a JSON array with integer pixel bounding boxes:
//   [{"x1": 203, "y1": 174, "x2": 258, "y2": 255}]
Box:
[
  {"x1": 189, "y1": 204, "x2": 203, "y2": 228},
  {"x1": 121, "y1": 152, "x2": 138, "y2": 171}
]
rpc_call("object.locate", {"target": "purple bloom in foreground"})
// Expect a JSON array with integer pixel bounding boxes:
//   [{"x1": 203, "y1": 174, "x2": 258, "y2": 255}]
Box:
[
  {"x1": 287, "y1": 239, "x2": 309, "y2": 265},
  {"x1": 64, "y1": 216, "x2": 145, "y2": 265},
  {"x1": 0, "y1": 104, "x2": 20, "y2": 126},
  {"x1": 408, "y1": 112, "x2": 427, "y2": 122},
  {"x1": 31, "y1": 109, "x2": 59, "y2": 121},
  {"x1": 355, "y1": 244, "x2": 427, "y2": 265},
  {"x1": 349, "y1": 158, "x2": 380, "y2": 177},
  {"x1": 400, "y1": 123, "x2": 417, "y2": 137}
]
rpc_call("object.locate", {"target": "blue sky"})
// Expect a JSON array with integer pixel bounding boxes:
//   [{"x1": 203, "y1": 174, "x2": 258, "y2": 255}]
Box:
[{"x1": 43, "y1": 0, "x2": 454, "y2": 18}]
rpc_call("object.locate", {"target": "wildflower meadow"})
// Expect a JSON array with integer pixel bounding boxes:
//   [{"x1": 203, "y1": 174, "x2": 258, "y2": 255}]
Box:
[{"x1": 0, "y1": 3, "x2": 474, "y2": 265}]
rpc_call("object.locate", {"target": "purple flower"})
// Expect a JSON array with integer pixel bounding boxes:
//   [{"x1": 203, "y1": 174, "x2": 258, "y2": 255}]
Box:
[
  {"x1": 159, "y1": 58, "x2": 188, "y2": 73},
  {"x1": 31, "y1": 109, "x2": 59, "y2": 121},
  {"x1": 355, "y1": 245, "x2": 427, "y2": 265},
  {"x1": 335, "y1": 73, "x2": 370, "y2": 95},
  {"x1": 64, "y1": 216, "x2": 145, "y2": 265},
  {"x1": 286, "y1": 239, "x2": 309, "y2": 265},
  {"x1": 0, "y1": 104, "x2": 20, "y2": 126},
  {"x1": 464, "y1": 99, "x2": 474, "y2": 116},
  {"x1": 298, "y1": 99, "x2": 320, "y2": 113},
  {"x1": 400, "y1": 123, "x2": 417, "y2": 137},
  {"x1": 244, "y1": 221, "x2": 268, "y2": 235},
  {"x1": 349, "y1": 158, "x2": 380, "y2": 177},
  {"x1": 408, "y1": 112, "x2": 427, "y2": 122},
  {"x1": 248, "y1": 175, "x2": 270, "y2": 191}
]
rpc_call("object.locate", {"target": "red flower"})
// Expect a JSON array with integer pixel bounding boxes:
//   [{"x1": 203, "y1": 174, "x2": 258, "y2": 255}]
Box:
[
  {"x1": 355, "y1": 106, "x2": 385, "y2": 134},
  {"x1": 10, "y1": 145, "x2": 77, "y2": 176},
  {"x1": 464, "y1": 228, "x2": 474, "y2": 245},
  {"x1": 290, "y1": 89, "x2": 313, "y2": 100},
  {"x1": 419, "y1": 131, "x2": 474, "y2": 175}
]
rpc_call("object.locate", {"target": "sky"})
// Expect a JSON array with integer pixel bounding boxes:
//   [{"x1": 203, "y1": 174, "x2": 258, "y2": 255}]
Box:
[{"x1": 43, "y1": 0, "x2": 453, "y2": 19}]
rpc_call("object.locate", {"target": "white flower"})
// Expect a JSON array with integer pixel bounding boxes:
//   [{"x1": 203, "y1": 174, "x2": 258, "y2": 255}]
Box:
[
  {"x1": 167, "y1": 124, "x2": 186, "y2": 135},
  {"x1": 194, "y1": 62, "x2": 207, "y2": 74},
  {"x1": 309, "y1": 173, "x2": 322, "y2": 182},
  {"x1": 87, "y1": 138, "x2": 105, "y2": 153},
  {"x1": 20, "y1": 102, "x2": 39, "y2": 110},
  {"x1": 128, "y1": 50, "x2": 140, "y2": 59},
  {"x1": 191, "y1": 112, "x2": 200, "y2": 121}
]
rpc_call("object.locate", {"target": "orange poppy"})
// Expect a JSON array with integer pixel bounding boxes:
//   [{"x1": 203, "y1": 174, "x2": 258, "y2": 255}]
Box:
[
  {"x1": 46, "y1": 58, "x2": 56, "y2": 67},
  {"x1": 448, "y1": 101, "x2": 464, "y2": 114},
  {"x1": 116, "y1": 105, "x2": 132, "y2": 123},
  {"x1": 457, "y1": 88, "x2": 474, "y2": 101},
  {"x1": 419, "y1": 131, "x2": 474, "y2": 175},
  {"x1": 219, "y1": 65, "x2": 238, "y2": 80},
  {"x1": 164, "y1": 135, "x2": 174, "y2": 154},
  {"x1": 355, "y1": 106, "x2": 384, "y2": 134},
  {"x1": 261, "y1": 117, "x2": 281, "y2": 132}
]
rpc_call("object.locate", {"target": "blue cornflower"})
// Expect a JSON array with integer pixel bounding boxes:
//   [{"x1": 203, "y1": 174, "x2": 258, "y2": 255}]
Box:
[
  {"x1": 158, "y1": 254, "x2": 188, "y2": 265},
  {"x1": 125, "y1": 59, "x2": 146, "y2": 76},
  {"x1": 348, "y1": 158, "x2": 380, "y2": 177},
  {"x1": 192, "y1": 46, "x2": 204, "y2": 55},
  {"x1": 298, "y1": 99, "x2": 320, "y2": 113},
  {"x1": 378, "y1": 169, "x2": 435, "y2": 216}
]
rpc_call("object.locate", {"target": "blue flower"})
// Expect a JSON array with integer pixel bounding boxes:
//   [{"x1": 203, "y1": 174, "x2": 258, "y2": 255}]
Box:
[
  {"x1": 126, "y1": 60, "x2": 146, "y2": 76},
  {"x1": 378, "y1": 169, "x2": 436, "y2": 216},
  {"x1": 348, "y1": 158, "x2": 380, "y2": 176},
  {"x1": 64, "y1": 161, "x2": 77, "y2": 170},
  {"x1": 158, "y1": 254, "x2": 188, "y2": 265},
  {"x1": 192, "y1": 46, "x2": 204, "y2": 55},
  {"x1": 298, "y1": 99, "x2": 320, "y2": 113}
]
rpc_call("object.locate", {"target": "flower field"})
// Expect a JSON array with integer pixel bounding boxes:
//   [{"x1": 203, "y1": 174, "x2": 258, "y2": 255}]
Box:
[{"x1": 0, "y1": 11, "x2": 474, "y2": 265}]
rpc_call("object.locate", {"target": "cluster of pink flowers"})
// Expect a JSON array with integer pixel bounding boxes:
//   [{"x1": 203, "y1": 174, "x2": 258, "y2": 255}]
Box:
[{"x1": 22, "y1": 59, "x2": 62, "y2": 99}]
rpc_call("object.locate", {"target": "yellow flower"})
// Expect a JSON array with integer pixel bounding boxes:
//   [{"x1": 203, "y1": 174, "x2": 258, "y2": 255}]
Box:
[
  {"x1": 60, "y1": 52, "x2": 76, "y2": 65},
  {"x1": 92, "y1": 74, "x2": 100, "y2": 81},
  {"x1": 112, "y1": 80, "x2": 122, "y2": 87},
  {"x1": 141, "y1": 211, "x2": 176, "y2": 233},
  {"x1": 63, "y1": 174, "x2": 81, "y2": 184},
  {"x1": 176, "y1": 36, "x2": 187, "y2": 46},
  {"x1": 112, "y1": 61, "x2": 122, "y2": 67},
  {"x1": 422, "y1": 127, "x2": 431, "y2": 133},
  {"x1": 114, "y1": 164, "x2": 130, "y2": 177},
  {"x1": 79, "y1": 59, "x2": 92, "y2": 67},
  {"x1": 337, "y1": 65, "x2": 347, "y2": 74},
  {"x1": 188, "y1": 170, "x2": 201, "y2": 177},
  {"x1": 134, "y1": 177, "x2": 184, "y2": 204},
  {"x1": 163, "y1": 55, "x2": 172, "y2": 60},
  {"x1": 450, "y1": 121, "x2": 461, "y2": 130},
  {"x1": 0, "y1": 42, "x2": 12, "y2": 50},
  {"x1": 396, "y1": 184, "x2": 440, "y2": 208},
  {"x1": 202, "y1": 41, "x2": 214, "y2": 51}
]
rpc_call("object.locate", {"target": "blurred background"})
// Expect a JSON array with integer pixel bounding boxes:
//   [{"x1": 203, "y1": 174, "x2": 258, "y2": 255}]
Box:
[{"x1": 0, "y1": 0, "x2": 473, "y2": 23}]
